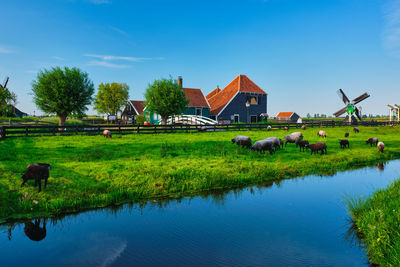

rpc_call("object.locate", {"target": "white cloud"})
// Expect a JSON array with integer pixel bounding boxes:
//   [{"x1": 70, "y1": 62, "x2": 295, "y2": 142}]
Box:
[
  {"x1": 382, "y1": 0, "x2": 400, "y2": 57},
  {"x1": 85, "y1": 54, "x2": 151, "y2": 62},
  {"x1": 87, "y1": 60, "x2": 130, "y2": 68},
  {"x1": 0, "y1": 47, "x2": 16, "y2": 54},
  {"x1": 52, "y1": 56, "x2": 65, "y2": 60},
  {"x1": 109, "y1": 26, "x2": 128, "y2": 36}
]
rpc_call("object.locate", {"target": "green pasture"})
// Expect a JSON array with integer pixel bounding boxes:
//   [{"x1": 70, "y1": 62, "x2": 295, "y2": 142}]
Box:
[
  {"x1": 1, "y1": 125, "x2": 399, "y2": 221},
  {"x1": 348, "y1": 180, "x2": 400, "y2": 266}
]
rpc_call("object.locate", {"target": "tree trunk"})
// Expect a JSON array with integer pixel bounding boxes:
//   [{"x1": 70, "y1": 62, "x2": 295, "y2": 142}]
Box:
[
  {"x1": 58, "y1": 114, "x2": 67, "y2": 126},
  {"x1": 161, "y1": 116, "x2": 167, "y2": 125}
]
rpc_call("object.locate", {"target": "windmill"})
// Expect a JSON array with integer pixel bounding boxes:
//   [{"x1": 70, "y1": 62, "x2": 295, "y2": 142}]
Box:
[
  {"x1": 333, "y1": 89, "x2": 370, "y2": 124},
  {"x1": 0, "y1": 76, "x2": 9, "y2": 90}
]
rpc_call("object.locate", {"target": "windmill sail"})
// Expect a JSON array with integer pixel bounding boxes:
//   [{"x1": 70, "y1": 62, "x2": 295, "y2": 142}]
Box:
[
  {"x1": 3, "y1": 77, "x2": 9, "y2": 89},
  {"x1": 337, "y1": 89, "x2": 350, "y2": 105},
  {"x1": 333, "y1": 106, "x2": 347, "y2": 117},
  {"x1": 354, "y1": 107, "x2": 362, "y2": 121},
  {"x1": 352, "y1": 93, "x2": 370, "y2": 105}
]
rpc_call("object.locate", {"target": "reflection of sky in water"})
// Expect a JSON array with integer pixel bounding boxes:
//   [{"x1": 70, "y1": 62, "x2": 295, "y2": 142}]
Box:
[{"x1": 1, "y1": 161, "x2": 399, "y2": 266}]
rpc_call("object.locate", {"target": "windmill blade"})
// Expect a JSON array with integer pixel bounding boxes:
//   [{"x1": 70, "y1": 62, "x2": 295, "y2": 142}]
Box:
[
  {"x1": 3, "y1": 77, "x2": 9, "y2": 88},
  {"x1": 333, "y1": 106, "x2": 347, "y2": 117},
  {"x1": 388, "y1": 104, "x2": 395, "y2": 109},
  {"x1": 354, "y1": 107, "x2": 362, "y2": 121},
  {"x1": 337, "y1": 89, "x2": 350, "y2": 105},
  {"x1": 352, "y1": 93, "x2": 370, "y2": 105}
]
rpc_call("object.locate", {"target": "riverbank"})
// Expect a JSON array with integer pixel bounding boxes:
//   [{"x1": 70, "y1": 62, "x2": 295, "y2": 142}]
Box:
[
  {"x1": 1, "y1": 126, "x2": 399, "y2": 222},
  {"x1": 348, "y1": 179, "x2": 400, "y2": 266}
]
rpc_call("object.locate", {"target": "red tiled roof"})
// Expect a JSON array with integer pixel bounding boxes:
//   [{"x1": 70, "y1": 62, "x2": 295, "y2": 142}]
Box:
[
  {"x1": 276, "y1": 112, "x2": 294, "y2": 118},
  {"x1": 208, "y1": 75, "x2": 266, "y2": 115},
  {"x1": 183, "y1": 88, "x2": 210, "y2": 108},
  {"x1": 130, "y1": 100, "x2": 145, "y2": 115},
  {"x1": 206, "y1": 87, "x2": 221, "y2": 100}
]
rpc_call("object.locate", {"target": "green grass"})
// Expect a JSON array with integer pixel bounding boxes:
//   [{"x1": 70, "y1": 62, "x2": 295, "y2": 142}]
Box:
[
  {"x1": 1, "y1": 125, "x2": 399, "y2": 222},
  {"x1": 347, "y1": 180, "x2": 400, "y2": 266}
]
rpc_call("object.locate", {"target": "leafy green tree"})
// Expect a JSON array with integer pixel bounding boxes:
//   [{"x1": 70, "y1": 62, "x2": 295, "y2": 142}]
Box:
[
  {"x1": 94, "y1": 83, "x2": 129, "y2": 116},
  {"x1": 144, "y1": 77, "x2": 189, "y2": 124},
  {"x1": 32, "y1": 67, "x2": 94, "y2": 126},
  {"x1": 0, "y1": 86, "x2": 17, "y2": 117}
]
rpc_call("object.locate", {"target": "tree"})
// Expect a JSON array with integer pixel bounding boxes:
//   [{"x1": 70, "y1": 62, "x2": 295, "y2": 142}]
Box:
[
  {"x1": 32, "y1": 67, "x2": 94, "y2": 126},
  {"x1": 94, "y1": 83, "x2": 129, "y2": 116},
  {"x1": 0, "y1": 87, "x2": 17, "y2": 117},
  {"x1": 144, "y1": 77, "x2": 189, "y2": 124}
]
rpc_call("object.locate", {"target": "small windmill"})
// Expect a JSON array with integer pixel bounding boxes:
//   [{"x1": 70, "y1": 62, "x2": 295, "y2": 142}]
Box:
[
  {"x1": 0, "y1": 76, "x2": 9, "y2": 90},
  {"x1": 333, "y1": 89, "x2": 370, "y2": 124}
]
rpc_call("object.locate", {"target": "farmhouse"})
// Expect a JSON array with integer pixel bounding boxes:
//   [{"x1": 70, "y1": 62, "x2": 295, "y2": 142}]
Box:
[
  {"x1": 276, "y1": 112, "x2": 300, "y2": 122},
  {"x1": 206, "y1": 75, "x2": 267, "y2": 123},
  {"x1": 141, "y1": 77, "x2": 210, "y2": 124},
  {"x1": 121, "y1": 100, "x2": 145, "y2": 123}
]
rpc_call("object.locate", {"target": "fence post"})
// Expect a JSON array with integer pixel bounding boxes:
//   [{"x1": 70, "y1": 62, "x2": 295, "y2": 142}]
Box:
[
  {"x1": 137, "y1": 125, "x2": 140, "y2": 134},
  {"x1": 0, "y1": 126, "x2": 4, "y2": 140},
  {"x1": 26, "y1": 127, "x2": 29, "y2": 137},
  {"x1": 98, "y1": 126, "x2": 100, "y2": 136}
]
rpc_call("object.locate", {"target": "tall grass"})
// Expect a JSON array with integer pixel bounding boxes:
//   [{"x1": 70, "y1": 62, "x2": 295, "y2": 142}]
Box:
[
  {"x1": 1, "y1": 125, "x2": 400, "y2": 222},
  {"x1": 347, "y1": 180, "x2": 400, "y2": 266}
]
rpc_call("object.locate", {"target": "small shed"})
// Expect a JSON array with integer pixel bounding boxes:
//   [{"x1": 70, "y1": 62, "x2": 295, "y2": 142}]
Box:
[
  {"x1": 121, "y1": 100, "x2": 145, "y2": 123},
  {"x1": 276, "y1": 112, "x2": 300, "y2": 122}
]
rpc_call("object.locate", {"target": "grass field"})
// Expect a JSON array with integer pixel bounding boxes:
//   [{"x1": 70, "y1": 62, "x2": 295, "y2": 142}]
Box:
[
  {"x1": 1, "y1": 125, "x2": 399, "y2": 222},
  {"x1": 347, "y1": 180, "x2": 400, "y2": 266}
]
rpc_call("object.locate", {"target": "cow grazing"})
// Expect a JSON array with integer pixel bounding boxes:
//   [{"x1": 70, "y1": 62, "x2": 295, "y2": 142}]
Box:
[
  {"x1": 344, "y1": 132, "x2": 349, "y2": 138},
  {"x1": 306, "y1": 142, "x2": 327, "y2": 155},
  {"x1": 21, "y1": 163, "x2": 51, "y2": 193},
  {"x1": 378, "y1": 142, "x2": 385, "y2": 153},
  {"x1": 353, "y1": 127, "x2": 359, "y2": 133},
  {"x1": 283, "y1": 126, "x2": 289, "y2": 131},
  {"x1": 232, "y1": 135, "x2": 252, "y2": 149},
  {"x1": 301, "y1": 125, "x2": 307, "y2": 130},
  {"x1": 250, "y1": 140, "x2": 275, "y2": 155},
  {"x1": 366, "y1": 137, "x2": 379, "y2": 147},
  {"x1": 267, "y1": 125, "x2": 272, "y2": 131},
  {"x1": 103, "y1": 130, "x2": 112, "y2": 138},
  {"x1": 317, "y1": 130, "x2": 326, "y2": 138},
  {"x1": 339, "y1": 139, "x2": 349, "y2": 149}
]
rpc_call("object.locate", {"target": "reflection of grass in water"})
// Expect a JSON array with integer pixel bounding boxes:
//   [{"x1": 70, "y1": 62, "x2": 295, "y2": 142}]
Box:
[
  {"x1": 0, "y1": 126, "x2": 400, "y2": 221},
  {"x1": 347, "y1": 179, "x2": 400, "y2": 266}
]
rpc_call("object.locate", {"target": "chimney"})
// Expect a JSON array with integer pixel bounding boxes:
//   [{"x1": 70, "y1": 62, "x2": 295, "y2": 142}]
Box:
[{"x1": 177, "y1": 76, "x2": 183, "y2": 88}]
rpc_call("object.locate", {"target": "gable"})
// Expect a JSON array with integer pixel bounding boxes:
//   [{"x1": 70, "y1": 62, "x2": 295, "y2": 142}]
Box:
[
  {"x1": 183, "y1": 88, "x2": 210, "y2": 108},
  {"x1": 208, "y1": 74, "x2": 266, "y2": 116}
]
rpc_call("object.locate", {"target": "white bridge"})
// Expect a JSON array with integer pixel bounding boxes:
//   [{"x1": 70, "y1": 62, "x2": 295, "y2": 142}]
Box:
[{"x1": 162, "y1": 115, "x2": 218, "y2": 125}]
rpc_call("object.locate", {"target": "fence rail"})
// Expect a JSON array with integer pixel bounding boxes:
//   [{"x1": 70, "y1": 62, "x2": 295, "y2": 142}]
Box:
[{"x1": 0, "y1": 120, "x2": 399, "y2": 140}]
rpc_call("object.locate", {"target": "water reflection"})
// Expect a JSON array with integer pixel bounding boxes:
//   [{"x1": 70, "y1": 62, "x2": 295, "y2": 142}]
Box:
[
  {"x1": 24, "y1": 218, "x2": 47, "y2": 242},
  {"x1": 1, "y1": 160, "x2": 399, "y2": 266},
  {"x1": 377, "y1": 162, "x2": 385, "y2": 171}
]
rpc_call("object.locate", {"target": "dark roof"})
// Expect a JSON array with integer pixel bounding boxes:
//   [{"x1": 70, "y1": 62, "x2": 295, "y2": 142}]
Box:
[
  {"x1": 208, "y1": 75, "x2": 266, "y2": 115},
  {"x1": 4, "y1": 105, "x2": 27, "y2": 117},
  {"x1": 129, "y1": 100, "x2": 145, "y2": 115},
  {"x1": 183, "y1": 88, "x2": 210, "y2": 108}
]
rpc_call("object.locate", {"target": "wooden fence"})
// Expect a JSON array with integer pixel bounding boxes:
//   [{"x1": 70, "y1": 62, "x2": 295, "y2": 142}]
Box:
[{"x1": 0, "y1": 120, "x2": 399, "y2": 140}]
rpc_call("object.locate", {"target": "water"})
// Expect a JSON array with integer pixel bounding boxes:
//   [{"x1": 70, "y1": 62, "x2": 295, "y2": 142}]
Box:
[{"x1": 1, "y1": 161, "x2": 400, "y2": 266}]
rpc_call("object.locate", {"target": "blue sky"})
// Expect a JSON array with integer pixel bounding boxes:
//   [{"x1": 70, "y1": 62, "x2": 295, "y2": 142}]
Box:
[{"x1": 1, "y1": 0, "x2": 400, "y2": 116}]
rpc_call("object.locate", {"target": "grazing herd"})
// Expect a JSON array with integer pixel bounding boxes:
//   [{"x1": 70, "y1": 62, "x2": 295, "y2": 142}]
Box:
[
  {"x1": 232, "y1": 127, "x2": 385, "y2": 157},
  {"x1": 21, "y1": 128, "x2": 386, "y2": 193}
]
